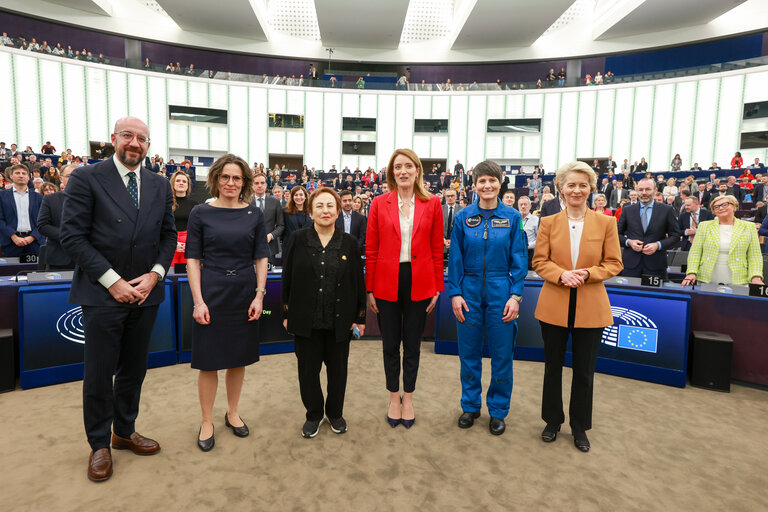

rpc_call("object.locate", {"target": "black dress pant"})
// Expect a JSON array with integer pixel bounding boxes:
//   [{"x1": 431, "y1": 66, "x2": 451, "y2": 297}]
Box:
[
  {"x1": 376, "y1": 263, "x2": 429, "y2": 393},
  {"x1": 82, "y1": 305, "x2": 159, "y2": 451},
  {"x1": 294, "y1": 329, "x2": 350, "y2": 421}
]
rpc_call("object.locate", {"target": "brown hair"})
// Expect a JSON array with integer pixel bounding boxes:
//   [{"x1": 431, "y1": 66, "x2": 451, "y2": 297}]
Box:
[
  {"x1": 169, "y1": 170, "x2": 192, "y2": 211},
  {"x1": 206, "y1": 154, "x2": 253, "y2": 203},
  {"x1": 385, "y1": 148, "x2": 430, "y2": 202},
  {"x1": 307, "y1": 187, "x2": 341, "y2": 214},
  {"x1": 39, "y1": 182, "x2": 59, "y2": 194},
  {"x1": 285, "y1": 186, "x2": 308, "y2": 214}
]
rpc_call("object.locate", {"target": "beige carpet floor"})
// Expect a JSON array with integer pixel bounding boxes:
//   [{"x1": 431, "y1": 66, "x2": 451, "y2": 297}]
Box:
[{"x1": 1, "y1": 341, "x2": 766, "y2": 512}]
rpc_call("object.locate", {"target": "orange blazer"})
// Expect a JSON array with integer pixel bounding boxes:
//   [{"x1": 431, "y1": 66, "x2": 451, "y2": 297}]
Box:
[
  {"x1": 532, "y1": 209, "x2": 623, "y2": 328},
  {"x1": 365, "y1": 192, "x2": 444, "y2": 302}
]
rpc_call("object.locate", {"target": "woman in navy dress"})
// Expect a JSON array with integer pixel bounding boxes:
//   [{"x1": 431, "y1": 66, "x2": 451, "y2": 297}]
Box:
[{"x1": 186, "y1": 154, "x2": 270, "y2": 452}]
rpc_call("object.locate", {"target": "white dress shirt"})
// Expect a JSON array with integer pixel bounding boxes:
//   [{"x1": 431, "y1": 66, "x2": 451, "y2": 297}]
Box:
[
  {"x1": 521, "y1": 214, "x2": 539, "y2": 249},
  {"x1": 398, "y1": 194, "x2": 415, "y2": 263},
  {"x1": 12, "y1": 187, "x2": 31, "y2": 232},
  {"x1": 569, "y1": 219, "x2": 584, "y2": 269}
]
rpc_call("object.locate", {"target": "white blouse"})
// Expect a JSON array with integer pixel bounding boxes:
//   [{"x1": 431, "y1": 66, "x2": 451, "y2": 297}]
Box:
[
  {"x1": 398, "y1": 194, "x2": 415, "y2": 263},
  {"x1": 568, "y1": 218, "x2": 585, "y2": 269},
  {"x1": 710, "y1": 224, "x2": 733, "y2": 285}
]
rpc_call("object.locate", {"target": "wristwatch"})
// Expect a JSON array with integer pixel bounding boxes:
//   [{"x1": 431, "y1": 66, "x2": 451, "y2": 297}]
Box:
[
  {"x1": 255, "y1": 287, "x2": 267, "y2": 295},
  {"x1": 510, "y1": 294, "x2": 523, "y2": 304},
  {"x1": 152, "y1": 270, "x2": 163, "y2": 284}
]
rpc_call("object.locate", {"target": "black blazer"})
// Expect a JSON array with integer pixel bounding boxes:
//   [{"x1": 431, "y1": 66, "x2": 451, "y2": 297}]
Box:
[
  {"x1": 539, "y1": 198, "x2": 561, "y2": 217},
  {"x1": 678, "y1": 208, "x2": 715, "y2": 250},
  {"x1": 60, "y1": 158, "x2": 177, "y2": 307},
  {"x1": 754, "y1": 204, "x2": 767, "y2": 226},
  {"x1": 617, "y1": 202, "x2": 682, "y2": 271},
  {"x1": 282, "y1": 210, "x2": 311, "y2": 255},
  {"x1": 37, "y1": 191, "x2": 74, "y2": 267},
  {"x1": 0, "y1": 187, "x2": 44, "y2": 254},
  {"x1": 281, "y1": 228, "x2": 366, "y2": 342},
  {"x1": 753, "y1": 183, "x2": 766, "y2": 203},
  {"x1": 335, "y1": 210, "x2": 366, "y2": 252}
]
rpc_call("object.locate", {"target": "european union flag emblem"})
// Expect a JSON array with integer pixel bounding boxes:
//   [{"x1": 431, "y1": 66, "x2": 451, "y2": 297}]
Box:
[{"x1": 617, "y1": 324, "x2": 659, "y2": 353}]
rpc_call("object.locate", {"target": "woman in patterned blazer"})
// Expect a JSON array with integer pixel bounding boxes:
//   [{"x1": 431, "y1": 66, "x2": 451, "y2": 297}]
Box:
[{"x1": 682, "y1": 195, "x2": 764, "y2": 286}]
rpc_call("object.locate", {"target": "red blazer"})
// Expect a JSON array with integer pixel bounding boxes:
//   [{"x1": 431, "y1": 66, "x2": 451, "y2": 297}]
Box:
[{"x1": 365, "y1": 191, "x2": 444, "y2": 301}]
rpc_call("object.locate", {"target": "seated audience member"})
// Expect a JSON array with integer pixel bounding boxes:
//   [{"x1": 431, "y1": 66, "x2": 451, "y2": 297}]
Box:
[
  {"x1": 592, "y1": 193, "x2": 613, "y2": 217},
  {"x1": 682, "y1": 195, "x2": 764, "y2": 286},
  {"x1": 170, "y1": 170, "x2": 199, "y2": 267},
  {"x1": 628, "y1": 190, "x2": 639, "y2": 206},
  {"x1": 653, "y1": 192, "x2": 664, "y2": 204},
  {"x1": 0, "y1": 163, "x2": 44, "y2": 257},
  {"x1": 749, "y1": 157, "x2": 765, "y2": 170},
  {"x1": 518, "y1": 196, "x2": 538, "y2": 270},
  {"x1": 691, "y1": 163, "x2": 703, "y2": 171},
  {"x1": 709, "y1": 162, "x2": 721, "y2": 170},
  {"x1": 695, "y1": 182, "x2": 712, "y2": 208},
  {"x1": 336, "y1": 190, "x2": 366, "y2": 253},
  {"x1": 662, "y1": 178, "x2": 678, "y2": 200},
  {"x1": 501, "y1": 190, "x2": 516, "y2": 208},
  {"x1": 678, "y1": 196, "x2": 714, "y2": 251},
  {"x1": 38, "y1": 182, "x2": 58, "y2": 195},
  {"x1": 281, "y1": 185, "x2": 311, "y2": 256},
  {"x1": 754, "y1": 175, "x2": 768, "y2": 204},
  {"x1": 37, "y1": 163, "x2": 76, "y2": 269}
]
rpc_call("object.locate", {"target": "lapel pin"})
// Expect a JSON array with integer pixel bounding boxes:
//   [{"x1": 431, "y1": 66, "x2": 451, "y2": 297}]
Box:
[{"x1": 342, "y1": 255, "x2": 347, "y2": 260}]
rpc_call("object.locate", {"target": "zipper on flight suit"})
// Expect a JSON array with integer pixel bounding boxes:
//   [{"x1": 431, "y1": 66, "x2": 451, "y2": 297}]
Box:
[{"x1": 482, "y1": 218, "x2": 489, "y2": 300}]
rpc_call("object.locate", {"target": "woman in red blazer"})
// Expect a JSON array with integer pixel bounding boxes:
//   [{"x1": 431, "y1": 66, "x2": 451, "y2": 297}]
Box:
[{"x1": 366, "y1": 149, "x2": 444, "y2": 428}]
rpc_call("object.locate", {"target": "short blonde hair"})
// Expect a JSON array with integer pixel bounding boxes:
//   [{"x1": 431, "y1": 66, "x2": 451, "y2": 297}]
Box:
[
  {"x1": 593, "y1": 193, "x2": 607, "y2": 205},
  {"x1": 554, "y1": 161, "x2": 597, "y2": 193},
  {"x1": 709, "y1": 194, "x2": 739, "y2": 210}
]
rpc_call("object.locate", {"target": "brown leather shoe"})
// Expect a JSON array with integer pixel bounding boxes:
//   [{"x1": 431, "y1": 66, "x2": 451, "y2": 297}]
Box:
[
  {"x1": 111, "y1": 432, "x2": 161, "y2": 455},
  {"x1": 88, "y1": 448, "x2": 113, "y2": 482}
]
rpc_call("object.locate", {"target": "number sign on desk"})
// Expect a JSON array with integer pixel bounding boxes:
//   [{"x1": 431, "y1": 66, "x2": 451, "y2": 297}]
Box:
[
  {"x1": 641, "y1": 274, "x2": 663, "y2": 287},
  {"x1": 748, "y1": 283, "x2": 768, "y2": 298}
]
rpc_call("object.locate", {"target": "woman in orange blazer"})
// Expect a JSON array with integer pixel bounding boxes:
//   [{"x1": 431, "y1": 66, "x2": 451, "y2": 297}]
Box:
[
  {"x1": 532, "y1": 161, "x2": 623, "y2": 453},
  {"x1": 366, "y1": 149, "x2": 444, "y2": 428}
]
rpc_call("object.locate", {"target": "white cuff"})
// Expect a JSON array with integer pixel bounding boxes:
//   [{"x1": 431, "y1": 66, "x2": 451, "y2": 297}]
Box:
[{"x1": 98, "y1": 269, "x2": 121, "y2": 289}]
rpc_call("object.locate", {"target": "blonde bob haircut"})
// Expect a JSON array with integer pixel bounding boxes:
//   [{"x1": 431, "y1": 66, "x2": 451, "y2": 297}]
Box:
[
  {"x1": 554, "y1": 161, "x2": 598, "y2": 193},
  {"x1": 709, "y1": 194, "x2": 739, "y2": 211},
  {"x1": 206, "y1": 153, "x2": 253, "y2": 203},
  {"x1": 386, "y1": 148, "x2": 431, "y2": 202}
]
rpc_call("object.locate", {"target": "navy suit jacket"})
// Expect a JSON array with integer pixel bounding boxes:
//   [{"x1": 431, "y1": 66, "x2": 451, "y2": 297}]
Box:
[
  {"x1": 617, "y1": 202, "x2": 682, "y2": 271},
  {"x1": 0, "y1": 187, "x2": 44, "y2": 254},
  {"x1": 37, "y1": 191, "x2": 74, "y2": 267},
  {"x1": 678, "y1": 208, "x2": 715, "y2": 250},
  {"x1": 60, "y1": 158, "x2": 177, "y2": 307},
  {"x1": 335, "y1": 210, "x2": 366, "y2": 252},
  {"x1": 539, "y1": 198, "x2": 561, "y2": 217}
]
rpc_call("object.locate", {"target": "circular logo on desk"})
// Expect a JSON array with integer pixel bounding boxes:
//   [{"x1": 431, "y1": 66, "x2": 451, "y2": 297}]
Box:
[
  {"x1": 57, "y1": 306, "x2": 85, "y2": 344},
  {"x1": 601, "y1": 306, "x2": 657, "y2": 347}
]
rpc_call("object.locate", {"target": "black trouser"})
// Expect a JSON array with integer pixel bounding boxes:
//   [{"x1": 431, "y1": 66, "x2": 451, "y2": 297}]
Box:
[
  {"x1": 539, "y1": 288, "x2": 603, "y2": 432},
  {"x1": 294, "y1": 329, "x2": 350, "y2": 421},
  {"x1": 82, "y1": 305, "x2": 159, "y2": 451},
  {"x1": 622, "y1": 257, "x2": 667, "y2": 279},
  {"x1": 376, "y1": 263, "x2": 429, "y2": 393}
]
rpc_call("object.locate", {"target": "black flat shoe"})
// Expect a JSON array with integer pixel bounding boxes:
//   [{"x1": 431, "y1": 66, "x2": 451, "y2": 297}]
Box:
[
  {"x1": 573, "y1": 430, "x2": 590, "y2": 452},
  {"x1": 541, "y1": 423, "x2": 561, "y2": 443},
  {"x1": 225, "y1": 413, "x2": 249, "y2": 438},
  {"x1": 458, "y1": 411, "x2": 481, "y2": 429},
  {"x1": 489, "y1": 417, "x2": 506, "y2": 436},
  {"x1": 197, "y1": 426, "x2": 214, "y2": 452}
]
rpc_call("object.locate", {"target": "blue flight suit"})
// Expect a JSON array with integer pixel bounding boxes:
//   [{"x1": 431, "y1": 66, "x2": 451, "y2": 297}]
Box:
[{"x1": 446, "y1": 198, "x2": 528, "y2": 419}]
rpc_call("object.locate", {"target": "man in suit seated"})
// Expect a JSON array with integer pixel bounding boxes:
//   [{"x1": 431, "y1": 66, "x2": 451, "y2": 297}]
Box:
[
  {"x1": 694, "y1": 182, "x2": 712, "y2": 209},
  {"x1": 442, "y1": 188, "x2": 462, "y2": 258},
  {"x1": 679, "y1": 196, "x2": 714, "y2": 251},
  {"x1": 37, "y1": 163, "x2": 77, "y2": 269},
  {"x1": 336, "y1": 190, "x2": 366, "y2": 253},
  {"x1": 753, "y1": 175, "x2": 768, "y2": 204},
  {"x1": 725, "y1": 176, "x2": 743, "y2": 203},
  {"x1": 0, "y1": 163, "x2": 44, "y2": 258},
  {"x1": 617, "y1": 178, "x2": 682, "y2": 278}
]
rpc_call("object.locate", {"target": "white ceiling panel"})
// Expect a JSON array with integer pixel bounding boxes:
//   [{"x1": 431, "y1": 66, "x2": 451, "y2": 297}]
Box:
[
  {"x1": 315, "y1": 0, "x2": 410, "y2": 48},
  {"x1": 44, "y1": 0, "x2": 112, "y2": 15},
  {"x1": 155, "y1": 0, "x2": 268, "y2": 40}
]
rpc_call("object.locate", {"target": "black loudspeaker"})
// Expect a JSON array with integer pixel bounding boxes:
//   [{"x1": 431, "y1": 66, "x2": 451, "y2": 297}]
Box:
[
  {"x1": 690, "y1": 331, "x2": 733, "y2": 392},
  {"x1": 0, "y1": 329, "x2": 15, "y2": 393}
]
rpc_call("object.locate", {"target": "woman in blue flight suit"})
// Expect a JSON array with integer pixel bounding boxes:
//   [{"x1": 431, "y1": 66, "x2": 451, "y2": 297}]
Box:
[{"x1": 447, "y1": 160, "x2": 528, "y2": 436}]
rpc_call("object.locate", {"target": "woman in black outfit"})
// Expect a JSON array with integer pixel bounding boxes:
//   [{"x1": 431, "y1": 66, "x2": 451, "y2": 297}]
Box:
[
  {"x1": 281, "y1": 185, "x2": 311, "y2": 255},
  {"x1": 170, "y1": 170, "x2": 198, "y2": 267},
  {"x1": 186, "y1": 154, "x2": 270, "y2": 452},
  {"x1": 281, "y1": 187, "x2": 366, "y2": 438}
]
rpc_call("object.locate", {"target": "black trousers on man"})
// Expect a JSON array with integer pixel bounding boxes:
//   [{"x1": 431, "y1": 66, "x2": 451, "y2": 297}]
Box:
[
  {"x1": 376, "y1": 263, "x2": 429, "y2": 393},
  {"x1": 294, "y1": 329, "x2": 351, "y2": 421},
  {"x1": 82, "y1": 305, "x2": 159, "y2": 451}
]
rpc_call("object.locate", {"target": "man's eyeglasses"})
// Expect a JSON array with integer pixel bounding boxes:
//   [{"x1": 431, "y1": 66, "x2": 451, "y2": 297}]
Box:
[
  {"x1": 115, "y1": 131, "x2": 150, "y2": 144},
  {"x1": 218, "y1": 175, "x2": 243, "y2": 184}
]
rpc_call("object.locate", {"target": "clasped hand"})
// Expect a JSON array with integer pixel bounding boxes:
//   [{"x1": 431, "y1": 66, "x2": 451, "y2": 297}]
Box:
[
  {"x1": 108, "y1": 273, "x2": 159, "y2": 305},
  {"x1": 560, "y1": 269, "x2": 589, "y2": 288}
]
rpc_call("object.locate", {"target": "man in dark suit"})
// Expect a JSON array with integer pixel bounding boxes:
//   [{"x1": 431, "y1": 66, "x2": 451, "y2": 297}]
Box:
[
  {"x1": 609, "y1": 181, "x2": 629, "y2": 209},
  {"x1": 539, "y1": 196, "x2": 561, "y2": 217},
  {"x1": 617, "y1": 178, "x2": 682, "y2": 278},
  {"x1": 725, "y1": 176, "x2": 743, "y2": 203},
  {"x1": 678, "y1": 196, "x2": 714, "y2": 251},
  {"x1": 604, "y1": 156, "x2": 617, "y2": 173},
  {"x1": 454, "y1": 160, "x2": 464, "y2": 174},
  {"x1": 252, "y1": 171, "x2": 284, "y2": 261},
  {"x1": 441, "y1": 188, "x2": 462, "y2": 257},
  {"x1": 694, "y1": 182, "x2": 712, "y2": 209},
  {"x1": 336, "y1": 190, "x2": 366, "y2": 252},
  {"x1": 598, "y1": 177, "x2": 613, "y2": 201},
  {"x1": 37, "y1": 163, "x2": 77, "y2": 269},
  {"x1": 60, "y1": 117, "x2": 176, "y2": 482},
  {"x1": 0, "y1": 163, "x2": 44, "y2": 258},
  {"x1": 753, "y1": 175, "x2": 768, "y2": 204}
]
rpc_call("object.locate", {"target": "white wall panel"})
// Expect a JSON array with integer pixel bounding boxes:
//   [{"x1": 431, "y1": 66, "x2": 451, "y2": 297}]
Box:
[
  {"x1": 432, "y1": 95, "x2": 449, "y2": 119},
  {"x1": 15, "y1": 55, "x2": 41, "y2": 148},
  {"x1": 503, "y1": 135, "x2": 521, "y2": 160},
  {"x1": 505, "y1": 94, "x2": 524, "y2": 118},
  {"x1": 127, "y1": 74, "x2": 148, "y2": 125},
  {"x1": 188, "y1": 81, "x2": 208, "y2": 108},
  {"x1": 286, "y1": 90, "x2": 304, "y2": 116},
  {"x1": 0, "y1": 52, "x2": 15, "y2": 144},
  {"x1": 524, "y1": 94, "x2": 544, "y2": 118},
  {"x1": 323, "y1": 93, "x2": 342, "y2": 168},
  {"x1": 691, "y1": 79, "x2": 720, "y2": 169},
  {"x1": 360, "y1": 94, "x2": 377, "y2": 118},
  {"x1": 575, "y1": 89, "x2": 597, "y2": 157},
  {"x1": 342, "y1": 93, "x2": 360, "y2": 118},
  {"x1": 522, "y1": 134, "x2": 541, "y2": 159},
  {"x1": 268, "y1": 87, "x2": 287, "y2": 114},
  {"x1": 630, "y1": 86, "x2": 654, "y2": 164},
  {"x1": 558, "y1": 92, "x2": 579, "y2": 163},
  {"x1": 447, "y1": 95, "x2": 468, "y2": 168},
  {"x1": 394, "y1": 95, "x2": 414, "y2": 149},
  {"x1": 304, "y1": 91, "x2": 323, "y2": 167},
  {"x1": 169, "y1": 123, "x2": 188, "y2": 149},
  {"x1": 286, "y1": 130, "x2": 304, "y2": 155},
  {"x1": 742, "y1": 70, "x2": 768, "y2": 103},
  {"x1": 715, "y1": 75, "x2": 744, "y2": 165},
  {"x1": 486, "y1": 95, "x2": 504, "y2": 119},
  {"x1": 358, "y1": 156, "x2": 376, "y2": 171},
  {"x1": 209, "y1": 126, "x2": 227, "y2": 151},
  {"x1": 486, "y1": 135, "x2": 503, "y2": 159},
  {"x1": 611, "y1": 88, "x2": 634, "y2": 167},
  {"x1": 85, "y1": 67, "x2": 109, "y2": 143},
  {"x1": 107, "y1": 70, "x2": 128, "y2": 127},
  {"x1": 167, "y1": 78, "x2": 187, "y2": 105},
  {"x1": 670, "y1": 81, "x2": 697, "y2": 171},
  {"x1": 540, "y1": 93, "x2": 561, "y2": 170},
  {"x1": 189, "y1": 125, "x2": 207, "y2": 149},
  {"x1": 208, "y1": 84, "x2": 228, "y2": 110},
  {"x1": 228, "y1": 86, "x2": 248, "y2": 159},
  {"x1": 466, "y1": 95, "x2": 487, "y2": 165},
  {"x1": 268, "y1": 130, "x2": 286, "y2": 155},
  {"x1": 39, "y1": 60, "x2": 64, "y2": 150},
  {"x1": 431, "y1": 135, "x2": 448, "y2": 158},
  {"x1": 62, "y1": 63, "x2": 87, "y2": 154},
  {"x1": 146, "y1": 76, "x2": 168, "y2": 159},
  {"x1": 593, "y1": 89, "x2": 615, "y2": 158},
  {"x1": 376, "y1": 95, "x2": 396, "y2": 169},
  {"x1": 248, "y1": 87, "x2": 268, "y2": 165},
  {"x1": 413, "y1": 135, "x2": 430, "y2": 158},
  {"x1": 648, "y1": 84, "x2": 674, "y2": 172},
  {"x1": 413, "y1": 95, "x2": 431, "y2": 119}
]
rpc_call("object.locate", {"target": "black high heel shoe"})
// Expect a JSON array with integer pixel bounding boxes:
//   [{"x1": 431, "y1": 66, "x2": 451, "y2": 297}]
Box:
[
  {"x1": 541, "y1": 423, "x2": 561, "y2": 443},
  {"x1": 225, "y1": 412, "x2": 250, "y2": 438},
  {"x1": 387, "y1": 397, "x2": 402, "y2": 428},
  {"x1": 197, "y1": 425, "x2": 214, "y2": 452},
  {"x1": 573, "y1": 430, "x2": 590, "y2": 452},
  {"x1": 401, "y1": 398, "x2": 415, "y2": 429}
]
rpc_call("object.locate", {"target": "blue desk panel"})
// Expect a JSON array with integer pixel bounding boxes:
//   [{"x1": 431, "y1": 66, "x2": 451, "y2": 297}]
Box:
[
  {"x1": 18, "y1": 282, "x2": 177, "y2": 389},
  {"x1": 435, "y1": 280, "x2": 690, "y2": 387},
  {"x1": 175, "y1": 273, "x2": 294, "y2": 363}
]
